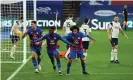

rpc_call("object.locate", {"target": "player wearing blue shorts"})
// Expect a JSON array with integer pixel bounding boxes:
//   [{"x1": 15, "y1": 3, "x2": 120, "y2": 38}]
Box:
[
  {"x1": 22, "y1": 21, "x2": 43, "y2": 73},
  {"x1": 107, "y1": 15, "x2": 128, "y2": 63},
  {"x1": 63, "y1": 25, "x2": 96, "y2": 75},
  {"x1": 34, "y1": 27, "x2": 73, "y2": 76}
]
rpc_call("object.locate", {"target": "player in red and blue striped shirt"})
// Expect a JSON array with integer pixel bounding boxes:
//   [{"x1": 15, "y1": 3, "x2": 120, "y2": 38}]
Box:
[
  {"x1": 34, "y1": 27, "x2": 74, "y2": 76},
  {"x1": 22, "y1": 21, "x2": 43, "y2": 73},
  {"x1": 63, "y1": 25, "x2": 96, "y2": 75}
]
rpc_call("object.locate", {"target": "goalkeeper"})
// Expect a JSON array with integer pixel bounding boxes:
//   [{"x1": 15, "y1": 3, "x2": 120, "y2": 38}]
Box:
[{"x1": 10, "y1": 17, "x2": 23, "y2": 59}]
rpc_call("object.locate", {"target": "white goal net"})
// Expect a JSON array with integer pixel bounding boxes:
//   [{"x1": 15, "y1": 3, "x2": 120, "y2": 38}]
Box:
[{"x1": 0, "y1": 0, "x2": 34, "y2": 63}]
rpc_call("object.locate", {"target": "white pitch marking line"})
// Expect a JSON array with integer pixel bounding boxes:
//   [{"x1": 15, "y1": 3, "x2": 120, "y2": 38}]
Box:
[
  {"x1": 7, "y1": 38, "x2": 47, "y2": 80},
  {"x1": 7, "y1": 56, "x2": 32, "y2": 80}
]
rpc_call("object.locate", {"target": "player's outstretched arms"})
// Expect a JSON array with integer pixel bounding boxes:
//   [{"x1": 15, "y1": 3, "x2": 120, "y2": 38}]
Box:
[
  {"x1": 81, "y1": 32, "x2": 96, "y2": 42},
  {"x1": 60, "y1": 36, "x2": 72, "y2": 45},
  {"x1": 34, "y1": 36, "x2": 46, "y2": 42},
  {"x1": 87, "y1": 35, "x2": 97, "y2": 42},
  {"x1": 61, "y1": 37, "x2": 76, "y2": 48}
]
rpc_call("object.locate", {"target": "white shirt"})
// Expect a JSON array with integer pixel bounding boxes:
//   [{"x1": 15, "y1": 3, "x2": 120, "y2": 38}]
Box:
[
  {"x1": 63, "y1": 19, "x2": 76, "y2": 34},
  {"x1": 80, "y1": 24, "x2": 92, "y2": 41},
  {"x1": 10, "y1": 21, "x2": 23, "y2": 35},
  {"x1": 107, "y1": 21, "x2": 122, "y2": 38}
]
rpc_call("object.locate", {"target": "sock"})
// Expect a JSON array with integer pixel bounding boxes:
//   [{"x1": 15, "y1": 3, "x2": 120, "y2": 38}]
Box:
[
  {"x1": 113, "y1": 49, "x2": 118, "y2": 60},
  {"x1": 56, "y1": 58, "x2": 61, "y2": 72},
  {"x1": 10, "y1": 45, "x2": 16, "y2": 56},
  {"x1": 84, "y1": 53, "x2": 87, "y2": 59},
  {"x1": 32, "y1": 57, "x2": 38, "y2": 69},
  {"x1": 11, "y1": 47, "x2": 14, "y2": 55},
  {"x1": 50, "y1": 58, "x2": 55, "y2": 66},
  {"x1": 65, "y1": 48, "x2": 70, "y2": 58},
  {"x1": 111, "y1": 49, "x2": 115, "y2": 61},
  {"x1": 67, "y1": 62, "x2": 71, "y2": 74},
  {"x1": 13, "y1": 45, "x2": 16, "y2": 53},
  {"x1": 37, "y1": 56, "x2": 41, "y2": 65},
  {"x1": 81, "y1": 61, "x2": 86, "y2": 72}
]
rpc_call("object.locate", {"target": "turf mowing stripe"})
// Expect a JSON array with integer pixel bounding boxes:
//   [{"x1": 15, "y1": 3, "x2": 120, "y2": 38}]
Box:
[
  {"x1": 6, "y1": 72, "x2": 133, "y2": 75},
  {"x1": 7, "y1": 41, "x2": 47, "y2": 80},
  {"x1": 7, "y1": 56, "x2": 32, "y2": 80}
]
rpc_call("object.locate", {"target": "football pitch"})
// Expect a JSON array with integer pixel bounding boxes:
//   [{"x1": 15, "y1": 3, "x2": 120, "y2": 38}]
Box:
[{"x1": 1, "y1": 29, "x2": 133, "y2": 80}]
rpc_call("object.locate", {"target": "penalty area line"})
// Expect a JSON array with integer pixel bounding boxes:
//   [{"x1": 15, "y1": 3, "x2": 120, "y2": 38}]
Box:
[{"x1": 7, "y1": 56, "x2": 32, "y2": 80}]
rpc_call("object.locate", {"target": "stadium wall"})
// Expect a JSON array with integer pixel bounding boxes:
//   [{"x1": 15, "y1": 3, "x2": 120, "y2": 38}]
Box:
[
  {"x1": 80, "y1": 1, "x2": 133, "y2": 30},
  {"x1": 1, "y1": 1, "x2": 133, "y2": 30}
]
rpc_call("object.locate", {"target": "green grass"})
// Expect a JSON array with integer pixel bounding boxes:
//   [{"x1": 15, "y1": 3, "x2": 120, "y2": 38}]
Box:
[{"x1": 1, "y1": 30, "x2": 133, "y2": 80}]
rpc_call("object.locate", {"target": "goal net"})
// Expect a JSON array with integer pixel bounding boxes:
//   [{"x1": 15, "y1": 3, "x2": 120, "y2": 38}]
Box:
[{"x1": 0, "y1": 0, "x2": 34, "y2": 63}]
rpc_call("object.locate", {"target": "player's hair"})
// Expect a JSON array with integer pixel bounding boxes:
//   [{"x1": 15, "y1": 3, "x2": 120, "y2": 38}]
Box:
[
  {"x1": 49, "y1": 26, "x2": 56, "y2": 30},
  {"x1": 68, "y1": 14, "x2": 73, "y2": 18},
  {"x1": 84, "y1": 18, "x2": 89, "y2": 24},
  {"x1": 31, "y1": 21, "x2": 36, "y2": 24},
  {"x1": 19, "y1": 16, "x2": 23, "y2": 20},
  {"x1": 114, "y1": 15, "x2": 118, "y2": 18},
  {"x1": 70, "y1": 25, "x2": 79, "y2": 32}
]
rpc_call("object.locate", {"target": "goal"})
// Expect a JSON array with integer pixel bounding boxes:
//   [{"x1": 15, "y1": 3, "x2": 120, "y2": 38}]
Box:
[{"x1": 0, "y1": 0, "x2": 35, "y2": 63}]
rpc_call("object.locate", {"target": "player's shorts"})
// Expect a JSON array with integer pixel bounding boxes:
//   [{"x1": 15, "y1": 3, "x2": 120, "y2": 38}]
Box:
[
  {"x1": 110, "y1": 38, "x2": 118, "y2": 47},
  {"x1": 10, "y1": 35, "x2": 20, "y2": 43},
  {"x1": 47, "y1": 49, "x2": 59, "y2": 58},
  {"x1": 82, "y1": 41, "x2": 89, "y2": 49},
  {"x1": 30, "y1": 46, "x2": 42, "y2": 55},
  {"x1": 69, "y1": 50, "x2": 85, "y2": 59}
]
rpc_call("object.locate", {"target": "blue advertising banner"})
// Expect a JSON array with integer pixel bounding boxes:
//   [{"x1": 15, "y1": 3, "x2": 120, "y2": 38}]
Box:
[
  {"x1": 80, "y1": 2, "x2": 133, "y2": 30},
  {"x1": 37, "y1": 1, "x2": 62, "y2": 19},
  {"x1": 36, "y1": 1, "x2": 63, "y2": 27},
  {"x1": 80, "y1": 0, "x2": 110, "y2": 6},
  {"x1": 1, "y1": 1, "x2": 63, "y2": 33}
]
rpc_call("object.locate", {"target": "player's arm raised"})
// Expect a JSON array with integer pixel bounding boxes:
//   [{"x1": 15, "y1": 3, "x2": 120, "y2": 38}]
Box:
[
  {"x1": 119, "y1": 27, "x2": 128, "y2": 39},
  {"x1": 107, "y1": 23, "x2": 112, "y2": 41},
  {"x1": 62, "y1": 22, "x2": 66, "y2": 36}
]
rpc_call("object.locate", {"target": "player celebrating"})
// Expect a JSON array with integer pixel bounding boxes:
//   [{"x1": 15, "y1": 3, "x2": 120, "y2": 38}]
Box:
[
  {"x1": 63, "y1": 25, "x2": 96, "y2": 75},
  {"x1": 22, "y1": 21, "x2": 43, "y2": 73},
  {"x1": 80, "y1": 18, "x2": 92, "y2": 60},
  {"x1": 107, "y1": 15, "x2": 128, "y2": 63},
  {"x1": 10, "y1": 17, "x2": 23, "y2": 59},
  {"x1": 34, "y1": 27, "x2": 73, "y2": 76}
]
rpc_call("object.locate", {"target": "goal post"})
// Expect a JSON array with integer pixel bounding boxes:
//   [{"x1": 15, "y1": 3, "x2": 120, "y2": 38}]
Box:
[{"x1": 23, "y1": 0, "x2": 27, "y2": 63}]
